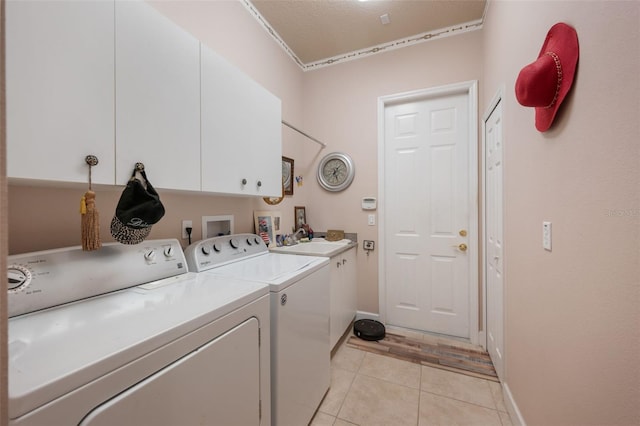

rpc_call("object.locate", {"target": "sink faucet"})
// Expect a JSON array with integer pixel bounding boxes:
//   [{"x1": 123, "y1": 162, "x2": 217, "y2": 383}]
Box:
[{"x1": 293, "y1": 227, "x2": 307, "y2": 241}]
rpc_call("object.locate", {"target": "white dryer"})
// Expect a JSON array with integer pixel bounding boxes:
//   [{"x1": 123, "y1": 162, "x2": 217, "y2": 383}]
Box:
[
  {"x1": 185, "y1": 234, "x2": 330, "y2": 426},
  {"x1": 7, "y1": 239, "x2": 271, "y2": 426}
]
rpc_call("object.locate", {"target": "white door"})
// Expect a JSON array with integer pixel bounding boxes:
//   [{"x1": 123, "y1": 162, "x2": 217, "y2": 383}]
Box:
[
  {"x1": 485, "y1": 99, "x2": 505, "y2": 379},
  {"x1": 383, "y1": 90, "x2": 473, "y2": 339}
]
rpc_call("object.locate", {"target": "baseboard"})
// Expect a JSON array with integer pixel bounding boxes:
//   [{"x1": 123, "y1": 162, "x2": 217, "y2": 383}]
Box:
[
  {"x1": 355, "y1": 311, "x2": 380, "y2": 321},
  {"x1": 503, "y1": 381, "x2": 526, "y2": 426}
]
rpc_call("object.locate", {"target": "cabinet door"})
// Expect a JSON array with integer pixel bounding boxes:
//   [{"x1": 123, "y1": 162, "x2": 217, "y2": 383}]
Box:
[
  {"x1": 330, "y1": 248, "x2": 358, "y2": 350},
  {"x1": 342, "y1": 247, "x2": 358, "y2": 326},
  {"x1": 201, "y1": 45, "x2": 282, "y2": 196},
  {"x1": 115, "y1": 1, "x2": 200, "y2": 190},
  {"x1": 329, "y1": 255, "x2": 343, "y2": 349},
  {"x1": 6, "y1": 0, "x2": 115, "y2": 185}
]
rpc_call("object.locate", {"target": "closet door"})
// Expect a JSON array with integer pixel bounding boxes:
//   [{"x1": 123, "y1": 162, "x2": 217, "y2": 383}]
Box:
[
  {"x1": 115, "y1": 0, "x2": 201, "y2": 190},
  {"x1": 6, "y1": 0, "x2": 115, "y2": 184}
]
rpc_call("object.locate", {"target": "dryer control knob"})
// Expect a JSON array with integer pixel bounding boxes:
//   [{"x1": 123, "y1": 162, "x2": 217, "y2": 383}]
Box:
[
  {"x1": 201, "y1": 245, "x2": 211, "y2": 255},
  {"x1": 164, "y1": 246, "x2": 174, "y2": 257},
  {"x1": 213, "y1": 243, "x2": 222, "y2": 253},
  {"x1": 8, "y1": 265, "x2": 31, "y2": 292},
  {"x1": 230, "y1": 239, "x2": 240, "y2": 249},
  {"x1": 144, "y1": 250, "x2": 156, "y2": 261}
]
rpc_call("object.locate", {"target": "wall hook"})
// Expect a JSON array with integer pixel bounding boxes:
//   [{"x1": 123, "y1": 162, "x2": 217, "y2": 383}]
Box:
[{"x1": 85, "y1": 155, "x2": 99, "y2": 167}]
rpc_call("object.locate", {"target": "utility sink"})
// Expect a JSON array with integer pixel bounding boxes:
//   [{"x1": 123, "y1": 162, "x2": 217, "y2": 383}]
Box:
[{"x1": 270, "y1": 238, "x2": 352, "y2": 257}]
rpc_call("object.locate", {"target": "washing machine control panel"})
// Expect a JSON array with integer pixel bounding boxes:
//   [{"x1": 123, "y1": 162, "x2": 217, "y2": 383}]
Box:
[
  {"x1": 7, "y1": 239, "x2": 187, "y2": 318},
  {"x1": 184, "y1": 233, "x2": 267, "y2": 272}
]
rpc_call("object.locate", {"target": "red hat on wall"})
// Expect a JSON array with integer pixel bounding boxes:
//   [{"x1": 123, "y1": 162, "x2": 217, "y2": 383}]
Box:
[{"x1": 515, "y1": 23, "x2": 579, "y2": 132}]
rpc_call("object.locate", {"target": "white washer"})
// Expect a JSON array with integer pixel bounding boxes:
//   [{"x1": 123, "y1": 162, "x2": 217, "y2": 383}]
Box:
[
  {"x1": 185, "y1": 234, "x2": 330, "y2": 426},
  {"x1": 7, "y1": 239, "x2": 271, "y2": 426}
]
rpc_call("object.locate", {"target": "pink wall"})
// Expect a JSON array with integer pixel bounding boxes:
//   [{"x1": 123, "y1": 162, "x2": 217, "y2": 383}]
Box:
[
  {"x1": 482, "y1": 1, "x2": 640, "y2": 424},
  {"x1": 301, "y1": 32, "x2": 483, "y2": 313}
]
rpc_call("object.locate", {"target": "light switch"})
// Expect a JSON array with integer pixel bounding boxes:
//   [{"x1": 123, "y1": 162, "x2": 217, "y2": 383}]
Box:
[
  {"x1": 368, "y1": 214, "x2": 376, "y2": 226},
  {"x1": 542, "y1": 221, "x2": 552, "y2": 251}
]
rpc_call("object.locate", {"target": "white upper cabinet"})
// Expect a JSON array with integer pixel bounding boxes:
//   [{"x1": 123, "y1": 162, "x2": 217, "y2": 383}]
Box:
[
  {"x1": 115, "y1": 1, "x2": 201, "y2": 190},
  {"x1": 6, "y1": 0, "x2": 115, "y2": 185},
  {"x1": 7, "y1": 0, "x2": 281, "y2": 197},
  {"x1": 201, "y1": 45, "x2": 282, "y2": 196}
]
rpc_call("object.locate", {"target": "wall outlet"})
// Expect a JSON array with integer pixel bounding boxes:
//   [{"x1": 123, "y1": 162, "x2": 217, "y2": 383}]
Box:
[
  {"x1": 182, "y1": 220, "x2": 193, "y2": 239},
  {"x1": 363, "y1": 240, "x2": 375, "y2": 251},
  {"x1": 542, "y1": 221, "x2": 552, "y2": 251}
]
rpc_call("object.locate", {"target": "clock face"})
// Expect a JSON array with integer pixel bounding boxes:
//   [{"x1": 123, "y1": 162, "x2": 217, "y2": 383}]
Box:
[
  {"x1": 317, "y1": 152, "x2": 355, "y2": 192},
  {"x1": 323, "y1": 159, "x2": 348, "y2": 185}
]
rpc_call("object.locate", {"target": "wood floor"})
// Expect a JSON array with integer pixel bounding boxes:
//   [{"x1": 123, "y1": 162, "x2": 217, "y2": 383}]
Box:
[{"x1": 347, "y1": 332, "x2": 498, "y2": 382}]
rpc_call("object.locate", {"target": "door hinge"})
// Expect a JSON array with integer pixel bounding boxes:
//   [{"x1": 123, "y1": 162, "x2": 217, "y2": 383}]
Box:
[
  {"x1": 259, "y1": 399, "x2": 262, "y2": 420},
  {"x1": 258, "y1": 327, "x2": 261, "y2": 346}
]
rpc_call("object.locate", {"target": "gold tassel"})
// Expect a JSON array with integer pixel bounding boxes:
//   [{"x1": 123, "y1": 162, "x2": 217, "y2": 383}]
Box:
[{"x1": 81, "y1": 190, "x2": 101, "y2": 251}]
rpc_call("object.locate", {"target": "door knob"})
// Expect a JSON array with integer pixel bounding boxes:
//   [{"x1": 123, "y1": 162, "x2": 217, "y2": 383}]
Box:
[{"x1": 452, "y1": 243, "x2": 468, "y2": 252}]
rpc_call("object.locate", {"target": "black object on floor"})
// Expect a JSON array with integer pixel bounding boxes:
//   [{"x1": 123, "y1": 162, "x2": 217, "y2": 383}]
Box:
[{"x1": 353, "y1": 319, "x2": 386, "y2": 341}]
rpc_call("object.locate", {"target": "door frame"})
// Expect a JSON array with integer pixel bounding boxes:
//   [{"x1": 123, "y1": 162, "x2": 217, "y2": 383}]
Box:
[
  {"x1": 481, "y1": 86, "x2": 506, "y2": 367},
  {"x1": 377, "y1": 80, "x2": 479, "y2": 345}
]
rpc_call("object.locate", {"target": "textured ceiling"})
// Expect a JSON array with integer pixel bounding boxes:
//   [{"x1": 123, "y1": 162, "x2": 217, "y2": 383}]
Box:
[{"x1": 249, "y1": 0, "x2": 486, "y2": 67}]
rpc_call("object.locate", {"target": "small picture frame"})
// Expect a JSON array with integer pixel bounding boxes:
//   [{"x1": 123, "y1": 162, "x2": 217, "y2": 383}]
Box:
[
  {"x1": 294, "y1": 206, "x2": 306, "y2": 229},
  {"x1": 254, "y1": 210, "x2": 282, "y2": 246},
  {"x1": 282, "y1": 156, "x2": 294, "y2": 196}
]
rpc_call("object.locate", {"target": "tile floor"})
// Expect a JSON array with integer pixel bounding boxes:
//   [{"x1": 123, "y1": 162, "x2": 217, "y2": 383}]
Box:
[{"x1": 310, "y1": 331, "x2": 513, "y2": 426}]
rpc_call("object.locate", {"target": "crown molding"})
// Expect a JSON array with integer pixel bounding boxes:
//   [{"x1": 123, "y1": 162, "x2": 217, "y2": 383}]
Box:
[{"x1": 241, "y1": 0, "x2": 483, "y2": 72}]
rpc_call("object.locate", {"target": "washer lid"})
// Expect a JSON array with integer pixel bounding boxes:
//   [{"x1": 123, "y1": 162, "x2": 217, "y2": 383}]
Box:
[
  {"x1": 204, "y1": 253, "x2": 329, "y2": 290},
  {"x1": 8, "y1": 273, "x2": 268, "y2": 420}
]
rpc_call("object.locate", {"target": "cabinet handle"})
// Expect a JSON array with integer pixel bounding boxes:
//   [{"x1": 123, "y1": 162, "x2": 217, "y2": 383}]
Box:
[
  {"x1": 342, "y1": 259, "x2": 347, "y2": 265},
  {"x1": 336, "y1": 262, "x2": 341, "y2": 268},
  {"x1": 257, "y1": 180, "x2": 262, "y2": 187},
  {"x1": 241, "y1": 178, "x2": 247, "y2": 185}
]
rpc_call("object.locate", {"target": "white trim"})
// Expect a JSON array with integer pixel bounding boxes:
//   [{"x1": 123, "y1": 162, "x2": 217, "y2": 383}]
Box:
[
  {"x1": 355, "y1": 311, "x2": 381, "y2": 322},
  {"x1": 302, "y1": 21, "x2": 483, "y2": 71},
  {"x1": 478, "y1": 330, "x2": 487, "y2": 350},
  {"x1": 240, "y1": 0, "x2": 483, "y2": 71},
  {"x1": 481, "y1": 85, "x2": 506, "y2": 374},
  {"x1": 377, "y1": 80, "x2": 479, "y2": 345},
  {"x1": 503, "y1": 382, "x2": 526, "y2": 426}
]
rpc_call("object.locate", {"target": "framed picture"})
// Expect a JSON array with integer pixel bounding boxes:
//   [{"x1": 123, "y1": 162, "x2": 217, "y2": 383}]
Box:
[
  {"x1": 282, "y1": 156, "x2": 294, "y2": 196},
  {"x1": 254, "y1": 210, "x2": 282, "y2": 246},
  {"x1": 294, "y1": 206, "x2": 306, "y2": 229}
]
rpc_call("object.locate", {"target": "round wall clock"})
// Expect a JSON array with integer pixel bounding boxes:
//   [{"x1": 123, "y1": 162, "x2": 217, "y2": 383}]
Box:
[{"x1": 317, "y1": 152, "x2": 355, "y2": 192}]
